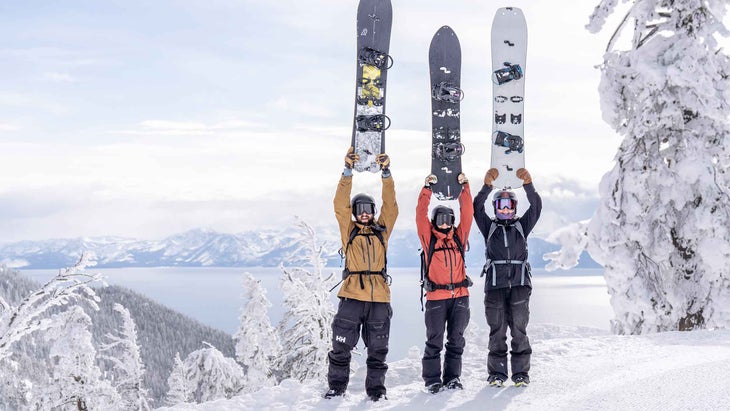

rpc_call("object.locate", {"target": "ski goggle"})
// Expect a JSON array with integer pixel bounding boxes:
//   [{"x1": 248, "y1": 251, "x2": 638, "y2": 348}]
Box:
[
  {"x1": 434, "y1": 212, "x2": 455, "y2": 226},
  {"x1": 495, "y1": 198, "x2": 516, "y2": 210},
  {"x1": 354, "y1": 202, "x2": 375, "y2": 216}
]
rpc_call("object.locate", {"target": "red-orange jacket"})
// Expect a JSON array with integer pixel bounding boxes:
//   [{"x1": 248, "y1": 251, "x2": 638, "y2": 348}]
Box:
[{"x1": 416, "y1": 183, "x2": 473, "y2": 301}]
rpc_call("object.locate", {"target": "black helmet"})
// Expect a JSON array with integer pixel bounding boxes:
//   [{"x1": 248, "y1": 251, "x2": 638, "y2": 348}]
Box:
[
  {"x1": 492, "y1": 190, "x2": 517, "y2": 220},
  {"x1": 431, "y1": 205, "x2": 455, "y2": 226},
  {"x1": 351, "y1": 193, "x2": 376, "y2": 217}
]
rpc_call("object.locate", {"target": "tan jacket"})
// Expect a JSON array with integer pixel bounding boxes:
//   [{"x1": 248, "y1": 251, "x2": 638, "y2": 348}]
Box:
[{"x1": 334, "y1": 174, "x2": 398, "y2": 302}]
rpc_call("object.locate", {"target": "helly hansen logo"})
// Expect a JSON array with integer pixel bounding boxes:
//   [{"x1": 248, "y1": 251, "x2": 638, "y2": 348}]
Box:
[{"x1": 336, "y1": 335, "x2": 346, "y2": 343}]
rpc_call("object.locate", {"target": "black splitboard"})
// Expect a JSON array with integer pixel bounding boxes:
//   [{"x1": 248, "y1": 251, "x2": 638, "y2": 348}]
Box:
[
  {"x1": 429, "y1": 26, "x2": 463, "y2": 200},
  {"x1": 351, "y1": 0, "x2": 393, "y2": 173}
]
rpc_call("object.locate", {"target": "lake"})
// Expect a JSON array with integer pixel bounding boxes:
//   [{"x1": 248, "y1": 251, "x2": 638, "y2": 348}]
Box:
[{"x1": 20, "y1": 267, "x2": 613, "y2": 360}]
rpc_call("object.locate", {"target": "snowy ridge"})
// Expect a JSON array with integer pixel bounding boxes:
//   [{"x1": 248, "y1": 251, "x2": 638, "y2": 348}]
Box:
[
  {"x1": 158, "y1": 324, "x2": 730, "y2": 410},
  {"x1": 0, "y1": 228, "x2": 599, "y2": 269}
]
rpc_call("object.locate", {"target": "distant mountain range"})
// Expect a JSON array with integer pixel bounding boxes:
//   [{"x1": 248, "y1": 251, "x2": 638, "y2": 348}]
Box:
[{"x1": 0, "y1": 227, "x2": 600, "y2": 270}]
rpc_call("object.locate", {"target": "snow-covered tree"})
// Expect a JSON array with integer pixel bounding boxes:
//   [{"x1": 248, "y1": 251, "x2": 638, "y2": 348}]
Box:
[
  {"x1": 183, "y1": 343, "x2": 244, "y2": 403},
  {"x1": 548, "y1": 1, "x2": 730, "y2": 334},
  {"x1": 0, "y1": 254, "x2": 101, "y2": 360},
  {"x1": 275, "y1": 218, "x2": 336, "y2": 382},
  {"x1": 0, "y1": 358, "x2": 34, "y2": 410},
  {"x1": 99, "y1": 304, "x2": 150, "y2": 410},
  {"x1": 165, "y1": 352, "x2": 189, "y2": 406},
  {"x1": 234, "y1": 272, "x2": 280, "y2": 391},
  {"x1": 41, "y1": 306, "x2": 120, "y2": 410}
]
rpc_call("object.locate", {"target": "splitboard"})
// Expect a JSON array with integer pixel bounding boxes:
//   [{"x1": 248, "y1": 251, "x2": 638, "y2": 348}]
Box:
[
  {"x1": 351, "y1": 0, "x2": 393, "y2": 173},
  {"x1": 490, "y1": 7, "x2": 527, "y2": 189},
  {"x1": 429, "y1": 26, "x2": 463, "y2": 200}
]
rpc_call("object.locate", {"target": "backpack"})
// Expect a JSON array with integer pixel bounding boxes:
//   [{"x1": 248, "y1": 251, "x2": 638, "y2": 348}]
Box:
[
  {"x1": 330, "y1": 224, "x2": 390, "y2": 292},
  {"x1": 419, "y1": 231, "x2": 472, "y2": 310},
  {"x1": 486, "y1": 219, "x2": 525, "y2": 244},
  {"x1": 481, "y1": 220, "x2": 531, "y2": 287}
]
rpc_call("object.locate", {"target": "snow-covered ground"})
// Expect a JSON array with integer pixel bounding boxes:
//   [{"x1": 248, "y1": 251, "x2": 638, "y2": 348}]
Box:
[{"x1": 158, "y1": 324, "x2": 730, "y2": 410}]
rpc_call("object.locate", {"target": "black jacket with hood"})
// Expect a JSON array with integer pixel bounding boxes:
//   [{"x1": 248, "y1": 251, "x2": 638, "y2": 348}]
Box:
[{"x1": 473, "y1": 182, "x2": 542, "y2": 291}]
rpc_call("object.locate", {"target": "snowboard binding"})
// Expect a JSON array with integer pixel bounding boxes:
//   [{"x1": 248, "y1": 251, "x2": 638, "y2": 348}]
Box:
[
  {"x1": 356, "y1": 114, "x2": 391, "y2": 132},
  {"x1": 433, "y1": 142, "x2": 465, "y2": 163},
  {"x1": 431, "y1": 82, "x2": 464, "y2": 103},
  {"x1": 494, "y1": 131, "x2": 524, "y2": 154},
  {"x1": 492, "y1": 62, "x2": 523, "y2": 85},
  {"x1": 432, "y1": 127, "x2": 460, "y2": 141},
  {"x1": 358, "y1": 47, "x2": 394, "y2": 70},
  {"x1": 356, "y1": 95, "x2": 384, "y2": 106}
]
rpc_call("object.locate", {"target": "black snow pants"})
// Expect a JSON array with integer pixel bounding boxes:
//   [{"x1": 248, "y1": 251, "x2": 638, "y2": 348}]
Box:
[
  {"x1": 484, "y1": 286, "x2": 531, "y2": 381},
  {"x1": 422, "y1": 296, "x2": 470, "y2": 386},
  {"x1": 327, "y1": 298, "x2": 392, "y2": 396}
]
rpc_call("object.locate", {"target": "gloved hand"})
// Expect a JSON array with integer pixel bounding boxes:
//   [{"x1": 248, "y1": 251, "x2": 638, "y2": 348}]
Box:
[
  {"x1": 516, "y1": 168, "x2": 532, "y2": 185},
  {"x1": 425, "y1": 174, "x2": 437, "y2": 186},
  {"x1": 484, "y1": 168, "x2": 499, "y2": 187},
  {"x1": 458, "y1": 173, "x2": 468, "y2": 185},
  {"x1": 344, "y1": 147, "x2": 359, "y2": 169},
  {"x1": 376, "y1": 153, "x2": 390, "y2": 170}
]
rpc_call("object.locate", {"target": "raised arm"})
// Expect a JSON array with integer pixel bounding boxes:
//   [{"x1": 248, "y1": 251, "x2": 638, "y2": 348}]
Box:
[
  {"x1": 416, "y1": 184, "x2": 433, "y2": 250},
  {"x1": 334, "y1": 174, "x2": 354, "y2": 249},
  {"x1": 455, "y1": 180, "x2": 474, "y2": 242},
  {"x1": 334, "y1": 147, "x2": 358, "y2": 248},
  {"x1": 473, "y1": 169, "x2": 498, "y2": 236},
  {"x1": 376, "y1": 154, "x2": 398, "y2": 240},
  {"x1": 516, "y1": 168, "x2": 542, "y2": 236}
]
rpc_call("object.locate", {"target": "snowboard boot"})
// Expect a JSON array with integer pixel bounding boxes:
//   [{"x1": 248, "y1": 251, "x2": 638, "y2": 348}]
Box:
[
  {"x1": 368, "y1": 393, "x2": 387, "y2": 402},
  {"x1": 444, "y1": 378, "x2": 463, "y2": 390},
  {"x1": 487, "y1": 374, "x2": 506, "y2": 388},
  {"x1": 426, "y1": 382, "x2": 442, "y2": 394},
  {"x1": 513, "y1": 374, "x2": 530, "y2": 387},
  {"x1": 323, "y1": 387, "x2": 346, "y2": 399}
]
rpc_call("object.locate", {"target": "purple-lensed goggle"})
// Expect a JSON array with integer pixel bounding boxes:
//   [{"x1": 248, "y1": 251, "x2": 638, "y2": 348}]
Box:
[{"x1": 495, "y1": 198, "x2": 516, "y2": 210}]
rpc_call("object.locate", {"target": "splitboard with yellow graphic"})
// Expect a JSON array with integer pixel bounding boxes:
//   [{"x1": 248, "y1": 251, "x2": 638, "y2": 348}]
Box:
[{"x1": 351, "y1": 0, "x2": 393, "y2": 173}]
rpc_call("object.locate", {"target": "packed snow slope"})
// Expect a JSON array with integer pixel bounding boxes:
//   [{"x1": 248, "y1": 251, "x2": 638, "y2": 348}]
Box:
[{"x1": 158, "y1": 324, "x2": 730, "y2": 410}]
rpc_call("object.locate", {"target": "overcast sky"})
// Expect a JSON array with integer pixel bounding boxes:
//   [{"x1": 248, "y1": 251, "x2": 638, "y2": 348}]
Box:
[{"x1": 0, "y1": 1, "x2": 725, "y2": 242}]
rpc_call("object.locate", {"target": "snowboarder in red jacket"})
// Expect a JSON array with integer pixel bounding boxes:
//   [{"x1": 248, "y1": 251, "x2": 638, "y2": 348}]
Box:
[{"x1": 416, "y1": 173, "x2": 473, "y2": 393}]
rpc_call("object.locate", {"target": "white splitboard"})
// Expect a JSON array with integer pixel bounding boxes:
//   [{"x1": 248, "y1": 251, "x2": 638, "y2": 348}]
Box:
[{"x1": 490, "y1": 7, "x2": 527, "y2": 189}]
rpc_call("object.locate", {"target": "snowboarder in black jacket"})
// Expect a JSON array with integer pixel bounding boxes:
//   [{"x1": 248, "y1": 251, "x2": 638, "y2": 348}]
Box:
[{"x1": 473, "y1": 167, "x2": 541, "y2": 387}]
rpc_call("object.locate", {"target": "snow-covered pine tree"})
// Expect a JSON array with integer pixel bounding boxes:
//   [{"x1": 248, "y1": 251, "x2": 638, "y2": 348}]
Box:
[
  {"x1": 184, "y1": 343, "x2": 244, "y2": 403},
  {"x1": 0, "y1": 254, "x2": 102, "y2": 360},
  {"x1": 275, "y1": 218, "x2": 336, "y2": 382},
  {"x1": 234, "y1": 272, "x2": 280, "y2": 391},
  {"x1": 0, "y1": 357, "x2": 34, "y2": 410},
  {"x1": 165, "y1": 352, "x2": 189, "y2": 406},
  {"x1": 583, "y1": 0, "x2": 730, "y2": 333},
  {"x1": 41, "y1": 306, "x2": 121, "y2": 410},
  {"x1": 99, "y1": 303, "x2": 150, "y2": 410}
]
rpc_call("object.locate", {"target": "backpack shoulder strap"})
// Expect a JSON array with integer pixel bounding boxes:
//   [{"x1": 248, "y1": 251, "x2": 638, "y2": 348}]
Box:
[
  {"x1": 487, "y1": 221, "x2": 498, "y2": 243},
  {"x1": 514, "y1": 220, "x2": 525, "y2": 239},
  {"x1": 372, "y1": 228, "x2": 386, "y2": 247},
  {"x1": 452, "y1": 232, "x2": 465, "y2": 258},
  {"x1": 346, "y1": 225, "x2": 360, "y2": 247},
  {"x1": 425, "y1": 234, "x2": 438, "y2": 268}
]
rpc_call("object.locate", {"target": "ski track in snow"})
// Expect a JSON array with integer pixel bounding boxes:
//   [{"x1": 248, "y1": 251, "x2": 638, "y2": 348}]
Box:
[{"x1": 157, "y1": 325, "x2": 730, "y2": 410}]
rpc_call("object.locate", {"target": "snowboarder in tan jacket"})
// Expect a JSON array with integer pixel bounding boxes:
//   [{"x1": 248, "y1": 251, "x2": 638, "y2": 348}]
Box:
[{"x1": 325, "y1": 147, "x2": 398, "y2": 402}]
